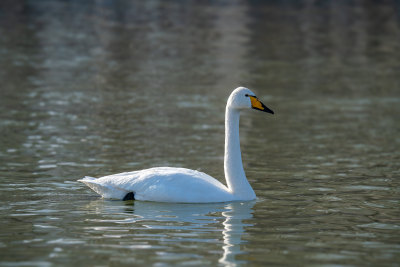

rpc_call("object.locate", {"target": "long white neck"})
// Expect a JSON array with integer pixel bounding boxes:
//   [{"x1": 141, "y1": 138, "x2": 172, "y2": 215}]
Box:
[{"x1": 224, "y1": 106, "x2": 256, "y2": 200}]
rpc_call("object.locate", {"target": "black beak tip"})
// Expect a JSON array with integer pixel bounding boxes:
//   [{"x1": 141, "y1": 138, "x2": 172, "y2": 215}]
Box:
[{"x1": 262, "y1": 103, "x2": 274, "y2": 114}]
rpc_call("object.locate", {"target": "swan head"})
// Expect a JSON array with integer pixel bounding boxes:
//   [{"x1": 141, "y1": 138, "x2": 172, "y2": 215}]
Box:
[{"x1": 227, "y1": 87, "x2": 274, "y2": 114}]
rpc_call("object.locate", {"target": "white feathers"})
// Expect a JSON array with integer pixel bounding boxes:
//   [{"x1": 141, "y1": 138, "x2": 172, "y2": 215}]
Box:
[{"x1": 78, "y1": 87, "x2": 271, "y2": 203}]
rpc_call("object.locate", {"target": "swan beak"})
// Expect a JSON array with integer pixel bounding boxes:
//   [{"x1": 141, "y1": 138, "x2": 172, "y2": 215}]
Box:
[{"x1": 249, "y1": 96, "x2": 274, "y2": 114}]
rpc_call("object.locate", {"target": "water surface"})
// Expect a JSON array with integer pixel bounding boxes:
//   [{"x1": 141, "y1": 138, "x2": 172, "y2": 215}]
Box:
[{"x1": 0, "y1": 1, "x2": 399, "y2": 266}]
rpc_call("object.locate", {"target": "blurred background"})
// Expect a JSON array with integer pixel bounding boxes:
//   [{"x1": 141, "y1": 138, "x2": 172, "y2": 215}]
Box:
[{"x1": 0, "y1": 0, "x2": 399, "y2": 266}]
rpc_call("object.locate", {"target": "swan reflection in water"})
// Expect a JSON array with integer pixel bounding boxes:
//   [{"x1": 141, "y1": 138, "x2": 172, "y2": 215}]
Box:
[
  {"x1": 84, "y1": 200, "x2": 255, "y2": 265},
  {"x1": 219, "y1": 201, "x2": 255, "y2": 266}
]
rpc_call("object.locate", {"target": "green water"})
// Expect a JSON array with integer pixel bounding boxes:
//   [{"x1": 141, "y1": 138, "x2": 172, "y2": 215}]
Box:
[{"x1": 0, "y1": 1, "x2": 399, "y2": 266}]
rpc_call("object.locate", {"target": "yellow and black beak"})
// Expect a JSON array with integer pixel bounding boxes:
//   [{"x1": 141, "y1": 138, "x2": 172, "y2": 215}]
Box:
[{"x1": 248, "y1": 95, "x2": 274, "y2": 114}]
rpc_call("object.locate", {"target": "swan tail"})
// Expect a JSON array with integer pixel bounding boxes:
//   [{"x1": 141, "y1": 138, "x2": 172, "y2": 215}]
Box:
[{"x1": 78, "y1": 176, "x2": 129, "y2": 200}]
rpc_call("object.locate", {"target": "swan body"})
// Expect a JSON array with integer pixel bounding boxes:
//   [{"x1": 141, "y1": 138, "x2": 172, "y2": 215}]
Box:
[
  {"x1": 78, "y1": 87, "x2": 274, "y2": 203},
  {"x1": 80, "y1": 167, "x2": 234, "y2": 203}
]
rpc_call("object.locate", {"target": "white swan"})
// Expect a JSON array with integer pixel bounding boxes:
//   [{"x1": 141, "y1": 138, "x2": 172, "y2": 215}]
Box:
[{"x1": 78, "y1": 87, "x2": 274, "y2": 203}]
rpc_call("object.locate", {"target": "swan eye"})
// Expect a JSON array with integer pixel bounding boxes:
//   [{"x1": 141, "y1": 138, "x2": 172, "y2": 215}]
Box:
[{"x1": 245, "y1": 94, "x2": 256, "y2": 98}]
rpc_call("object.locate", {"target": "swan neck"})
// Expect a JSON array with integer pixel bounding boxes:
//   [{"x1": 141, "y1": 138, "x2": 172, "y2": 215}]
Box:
[{"x1": 224, "y1": 106, "x2": 255, "y2": 200}]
